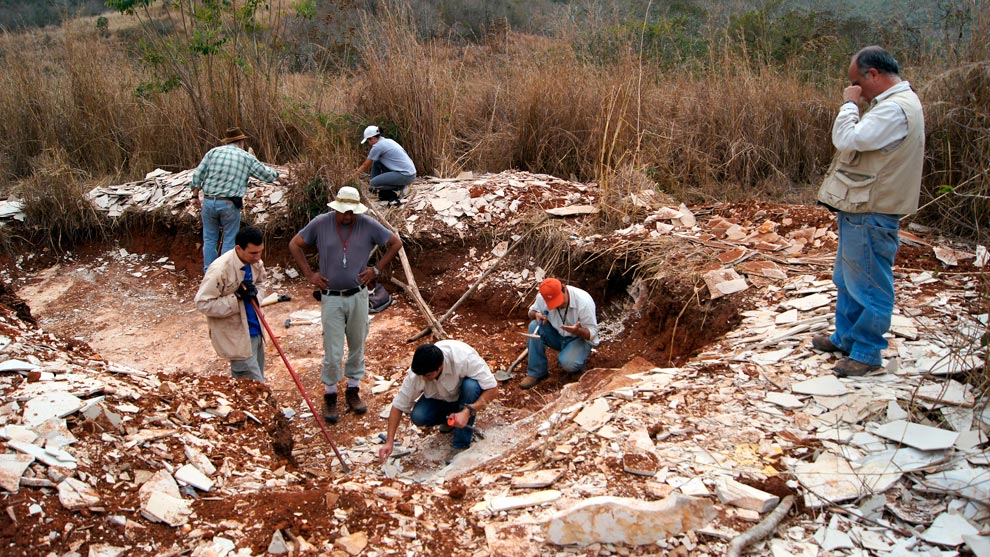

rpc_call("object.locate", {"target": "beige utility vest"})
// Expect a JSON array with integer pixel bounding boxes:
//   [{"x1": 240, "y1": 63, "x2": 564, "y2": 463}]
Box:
[{"x1": 817, "y1": 89, "x2": 925, "y2": 215}]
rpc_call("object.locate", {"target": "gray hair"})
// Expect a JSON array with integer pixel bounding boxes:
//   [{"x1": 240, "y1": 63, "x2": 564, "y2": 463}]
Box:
[{"x1": 854, "y1": 46, "x2": 900, "y2": 76}]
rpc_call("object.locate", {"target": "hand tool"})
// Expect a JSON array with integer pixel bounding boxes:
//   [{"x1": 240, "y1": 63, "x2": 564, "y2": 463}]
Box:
[{"x1": 250, "y1": 298, "x2": 350, "y2": 473}]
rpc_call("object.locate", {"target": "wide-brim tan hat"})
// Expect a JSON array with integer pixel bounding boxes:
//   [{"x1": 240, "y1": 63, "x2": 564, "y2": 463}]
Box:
[
  {"x1": 223, "y1": 127, "x2": 249, "y2": 144},
  {"x1": 328, "y1": 186, "x2": 368, "y2": 214}
]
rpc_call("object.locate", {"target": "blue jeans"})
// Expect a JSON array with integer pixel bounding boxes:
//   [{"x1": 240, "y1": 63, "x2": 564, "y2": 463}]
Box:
[
  {"x1": 526, "y1": 320, "x2": 592, "y2": 379},
  {"x1": 201, "y1": 198, "x2": 240, "y2": 272},
  {"x1": 369, "y1": 161, "x2": 415, "y2": 191},
  {"x1": 410, "y1": 378, "x2": 481, "y2": 449},
  {"x1": 830, "y1": 211, "x2": 899, "y2": 366}
]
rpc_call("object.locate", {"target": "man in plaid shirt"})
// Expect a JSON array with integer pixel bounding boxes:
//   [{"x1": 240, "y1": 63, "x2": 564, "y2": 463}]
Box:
[{"x1": 191, "y1": 127, "x2": 281, "y2": 272}]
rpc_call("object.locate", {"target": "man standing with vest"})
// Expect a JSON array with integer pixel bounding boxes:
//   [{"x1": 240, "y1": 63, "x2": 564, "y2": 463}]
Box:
[{"x1": 814, "y1": 46, "x2": 925, "y2": 377}]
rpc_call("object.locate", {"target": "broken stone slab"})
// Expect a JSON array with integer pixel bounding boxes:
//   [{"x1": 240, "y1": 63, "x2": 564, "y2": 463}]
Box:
[
  {"x1": 0, "y1": 359, "x2": 40, "y2": 373},
  {"x1": 175, "y1": 464, "x2": 214, "y2": 492},
  {"x1": 921, "y1": 467, "x2": 990, "y2": 503},
  {"x1": 920, "y1": 512, "x2": 979, "y2": 546},
  {"x1": 915, "y1": 379, "x2": 974, "y2": 408},
  {"x1": 142, "y1": 490, "x2": 192, "y2": 527},
  {"x1": 888, "y1": 314, "x2": 919, "y2": 340},
  {"x1": 791, "y1": 375, "x2": 849, "y2": 396},
  {"x1": 783, "y1": 293, "x2": 831, "y2": 311},
  {"x1": 703, "y1": 268, "x2": 748, "y2": 299},
  {"x1": 335, "y1": 531, "x2": 368, "y2": 555},
  {"x1": 813, "y1": 516, "x2": 854, "y2": 552},
  {"x1": 87, "y1": 545, "x2": 128, "y2": 557},
  {"x1": 714, "y1": 477, "x2": 779, "y2": 513},
  {"x1": 545, "y1": 494, "x2": 715, "y2": 545},
  {"x1": 545, "y1": 205, "x2": 599, "y2": 217},
  {"x1": 916, "y1": 354, "x2": 985, "y2": 376},
  {"x1": 963, "y1": 534, "x2": 990, "y2": 557},
  {"x1": 573, "y1": 398, "x2": 611, "y2": 432},
  {"x1": 7, "y1": 439, "x2": 77, "y2": 469},
  {"x1": 485, "y1": 522, "x2": 542, "y2": 557},
  {"x1": 793, "y1": 452, "x2": 865, "y2": 507},
  {"x1": 22, "y1": 390, "x2": 83, "y2": 427},
  {"x1": 511, "y1": 469, "x2": 564, "y2": 489},
  {"x1": 872, "y1": 420, "x2": 959, "y2": 451},
  {"x1": 490, "y1": 490, "x2": 562, "y2": 512},
  {"x1": 191, "y1": 536, "x2": 236, "y2": 557},
  {"x1": 268, "y1": 530, "x2": 289, "y2": 554},
  {"x1": 622, "y1": 453, "x2": 660, "y2": 476},
  {"x1": 184, "y1": 446, "x2": 217, "y2": 476},
  {"x1": 765, "y1": 392, "x2": 805, "y2": 409},
  {"x1": 33, "y1": 417, "x2": 77, "y2": 449},
  {"x1": 0, "y1": 453, "x2": 35, "y2": 492},
  {"x1": 58, "y1": 477, "x2": 101, "y2": 509}
]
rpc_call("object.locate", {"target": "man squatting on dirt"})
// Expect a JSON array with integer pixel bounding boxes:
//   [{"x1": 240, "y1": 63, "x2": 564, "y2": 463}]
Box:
[
  {"x1": 289, "y1": 187, "x2": 402, "y2": 423},
  {"x1": 379, "y1": 341, "x2": 499, "y2": 464},
  {"x1": 194, "y1": 226, "x2": 267, "y2": 382},
  {"x1": 813, "y1": 46, "x2": 925, "y2": 377},
  {"x1": 519, "y1": 278, "x2": 600, "y2": 390}
]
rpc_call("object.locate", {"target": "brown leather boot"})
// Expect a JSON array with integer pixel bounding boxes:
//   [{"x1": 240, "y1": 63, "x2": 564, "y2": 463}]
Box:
[
  {"x1": 322, "y1": 393, "x2": 338, "y2": 424},
  {"x1": 345, "y1": 387, "x2": 367, "y2": 414}
]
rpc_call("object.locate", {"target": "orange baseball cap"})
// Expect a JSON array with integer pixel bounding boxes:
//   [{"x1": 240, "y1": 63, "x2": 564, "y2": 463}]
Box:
[{"x1": 539, "y1": 278, "x2": 565, "y2": 310}]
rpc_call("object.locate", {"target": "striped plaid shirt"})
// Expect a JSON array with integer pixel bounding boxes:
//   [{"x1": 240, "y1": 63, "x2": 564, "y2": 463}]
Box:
[{"x1": 190, "y1": 144, "x2": 279, "y2": 197}]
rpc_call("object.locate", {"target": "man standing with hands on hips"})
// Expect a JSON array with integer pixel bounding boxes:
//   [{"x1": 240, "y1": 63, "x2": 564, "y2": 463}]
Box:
[
  {"x1": 519, "y1": 278, "x2": 599, "y2": 389},
  {"x1": 814, "y1": 46, "x2": 925, "y2": 377},
  {"x1": 289, "y1": 187, "x2": 402, "y2": 423}
]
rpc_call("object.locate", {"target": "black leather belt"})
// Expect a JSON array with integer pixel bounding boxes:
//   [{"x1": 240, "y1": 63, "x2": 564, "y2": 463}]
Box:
[
  {"x1": 204, "y1": 194, "x2": 235, "y2": 202},
  {"x1": 321, "y1": 286, "x2": 364, "y2": 297}
]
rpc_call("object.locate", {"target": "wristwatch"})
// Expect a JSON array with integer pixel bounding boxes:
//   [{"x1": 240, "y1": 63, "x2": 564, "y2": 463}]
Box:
[{"x1": 463, "y1": 404, "x2": 477, "y2": 419}]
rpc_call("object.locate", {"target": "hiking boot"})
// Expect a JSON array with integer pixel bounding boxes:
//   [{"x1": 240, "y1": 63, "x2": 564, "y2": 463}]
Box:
[
  {"x1": 438, "y1": 423, "x2": 454, "y2": 433},
  {"x1": 322, "y1": 393, "x2": 338, "y2": 424},
  {"x1": 519, "y1": 375, "x2": 545, "y2": 390},
  {"x1": 345, "y1": 387, "x2": 367, "y2": 414},
  {"x1": 445, "y1": 446, "x2": 467, "y2": 465},
  {"x1": 833, "y1": 357, "x2": 882, "y2": 377},
  {"x1": 812, "y1": 335, "x2": 844, "y2": 353}
]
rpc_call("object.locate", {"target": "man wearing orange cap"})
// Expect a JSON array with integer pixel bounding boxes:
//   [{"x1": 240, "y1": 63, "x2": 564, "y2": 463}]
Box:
[{"x1": 519, "y1": 278, "x2": 599, "y2": 389}]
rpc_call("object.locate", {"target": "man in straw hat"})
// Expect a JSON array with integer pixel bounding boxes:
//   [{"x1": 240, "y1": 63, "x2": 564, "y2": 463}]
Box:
[
  {"x1": 190, "y1": 127, "x2": 282, "y2": 272},
  {"x1": 519, "y1": 278, "x2": 599, "y2": 390},
  {"x1": 289, "y1": 186, "x2": 402, "y2": 423}
]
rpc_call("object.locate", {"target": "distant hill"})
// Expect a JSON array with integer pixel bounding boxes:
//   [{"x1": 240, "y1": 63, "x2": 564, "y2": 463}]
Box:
[{"x1": 0, "y1": 0, "x2": 108, "y2": 30}]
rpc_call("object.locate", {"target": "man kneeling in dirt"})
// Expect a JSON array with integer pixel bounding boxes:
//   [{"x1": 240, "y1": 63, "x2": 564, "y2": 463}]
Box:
[
  {"x1": 194, "y1": 226, "x2": 267, "y2": 382},
  {"x1": 379, "y1": 341, "x2": 499, "y2": 464},
  {"x1": 519, "y1": 278, "x2": 599, "y2": 390}
]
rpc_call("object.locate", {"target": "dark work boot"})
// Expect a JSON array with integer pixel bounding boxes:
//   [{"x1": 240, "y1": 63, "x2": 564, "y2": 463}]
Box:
[
  {"x1": 322, "y1": 393, "x2": 338, "y2": 424},
  {"x1": 345, "y1": 387, "x2": 367, "y2": 414}
]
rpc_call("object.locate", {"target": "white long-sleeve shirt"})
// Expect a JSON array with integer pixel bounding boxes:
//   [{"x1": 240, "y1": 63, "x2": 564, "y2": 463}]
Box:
[
  {"x1": 391, "y1": 340, "x2": 496, "y2": 414},
  {"x1": 831, "y1": 80, "x2": 912, "y2": 154},
  {"x1": 529, "y1": 285, "x2": 600, "y2": 346}
]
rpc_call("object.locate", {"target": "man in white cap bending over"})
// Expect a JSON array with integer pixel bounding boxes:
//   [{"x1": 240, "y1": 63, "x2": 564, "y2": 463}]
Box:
[
  {"x1": 354, "y1": 125, "x2": 417, "y2": 202},
  {"x1": 289, "y1": 186, "x2": 403, "y2": 423}
]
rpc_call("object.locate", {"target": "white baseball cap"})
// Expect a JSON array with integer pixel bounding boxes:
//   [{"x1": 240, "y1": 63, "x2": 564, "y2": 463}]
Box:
[
  {"x1": 361, "y1": 125, "x2": 380, "y2": 144},
  {"x1": 327, "y1": 186, "x2": 368, "y2": 214}
]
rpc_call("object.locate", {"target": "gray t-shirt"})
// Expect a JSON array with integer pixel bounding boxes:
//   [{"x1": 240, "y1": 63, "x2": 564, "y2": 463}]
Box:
[
  {"x1": 368, "y1": 138, "x2": 416, "y2": 176},
  {"x1": 298, "y1": 212, "x2": 394, "y2": 290}
]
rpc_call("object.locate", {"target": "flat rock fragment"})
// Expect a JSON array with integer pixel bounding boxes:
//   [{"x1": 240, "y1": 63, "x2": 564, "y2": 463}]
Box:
[
  {"x1": 0, "y1": 454, "x2": 35, "y2": 492},
  {"x1": 511, "y1": 469, "x2": 563, "y2": 489},
  {"x1": 336, "y1": 531, "x2": 368, "y2": 555},
  {"x1": 491, "y1": 490, "x2": 562, "y2": 512},
  {"x1": 545, "y1": 494, "x2": 715, "y2": 545},
  {"x1": 873, "y1": 420, "x2": 958, "y2": 451},
  {"x1": 791, "y1": 375, "x2": 849, "y2": 396},
  {"x1": 58, "y1": 477, "x2": 101, "y2": 509},
  {"x1": 920, "y1": 512, "x2": 979, "y2": 546},
  {"x1": 714, "y1": 477, "x2": 779, "y2": 513}
]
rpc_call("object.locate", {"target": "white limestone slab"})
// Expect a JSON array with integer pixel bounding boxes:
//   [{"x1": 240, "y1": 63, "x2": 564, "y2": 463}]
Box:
[
  {"x1": 922, "y1": 467, "x2": 990, "y2": 502},
  {"x1": 752, "y1": 348, "x2": 793, "y2": 366},
  {"x1": 22, "y1": 391, "x2": 83, "y2": 427},
  {"x1": 889, "y1": 314, "x2": 919, "y2": 340},
  {"x1": 962, "y1": 534, "x2": 990, "y2": 557},
  {"x1": 679, "y1": 477, "x2": 710, "y2": 497},
  {"x1": 58, "y1": 477, "x2": 101, "y2": 509},
  {"x1": 7, "y1": 440, "x2": 77, "y2": 469},
  {"x1": 545, "y1": 494, "x2": 715, "y2": 545},
  {"x1": 142, "y1": 490, "x2": 191, "y2": 526},
  {"x1": 916, "y1": 379, "x2": 974, "y2": 407},
  {"x1": 793, "y1": 453, "x2": 864, "y2": 507},
  {"x1": 775, "y1": 309, "x2": 799, "y2": 325},
  {"x1": 814, "y1": 516, "x2": 854, "y2": 551},
  {"x1": 920, "y1": 512, "x2": 978, "y2": 546},
  {"x1": 0, "y1": 359, "x2": 39, "y2": 372},
  {"x1": 955, "y1": 429, "x2": 989, "y2": 451},
  {"x1": 784, "y1": 293, "x2": 831, "y2": 311},
  {"x1": 791, "y1": 375, "x2": 849, "y2": 396},
  {"x1": 714, "y1": 477, "x2": 779, "y2": 513},
  {"x1": 511, "y1": 469, "x2": 564, "y2": 489},
  {"x1": 573, "y1": 398, "x2": 611, "y2": 432},
  {"x1": 490, "y1": 490, "x2": 561, "y2": 512},
  {"x1": 942, "y1": 406, "x2": 974, "y2": 432},
  {"x1": 0, "y1": 424, "x2": 38, "y2": 444},
  {"x1": 766, "y1": 392, "x2": 805, "y2": 409},
  {"x1": 917, "y1": 355, "x2": 985, "y2": 376},
  {"x1": 886, "y1": 400, "x2": 909, "y2": 422},
  {"x1": 175, "y1": 464, "x2": 214, "y2": 492},
  {"x1": 0, "y1": 454, "x2": 35, "y2": 492},
  {"x1": 873, "y1": 420, "x2": 958, "y2": 451}
]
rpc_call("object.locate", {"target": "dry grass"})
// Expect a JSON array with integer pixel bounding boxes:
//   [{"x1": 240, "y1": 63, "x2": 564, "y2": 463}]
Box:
[{"x1": 0, "y1": 5, "x2": 987, "y2": 244}]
